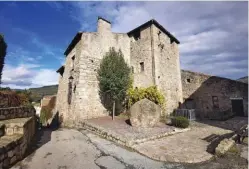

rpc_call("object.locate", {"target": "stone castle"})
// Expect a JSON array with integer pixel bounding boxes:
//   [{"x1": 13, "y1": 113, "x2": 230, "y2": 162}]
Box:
[{"x1": 56, "y1": 17, "x2": 247, "y2": 125}]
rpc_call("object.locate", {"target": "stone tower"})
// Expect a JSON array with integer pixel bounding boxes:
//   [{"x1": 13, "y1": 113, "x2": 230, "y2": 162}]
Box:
[
  {"x1": 56, "y1": 17, "x2": 182, "y2": 126},
  {"x1": 127, "y1": 19, "x2": 183, "y2": 115}
]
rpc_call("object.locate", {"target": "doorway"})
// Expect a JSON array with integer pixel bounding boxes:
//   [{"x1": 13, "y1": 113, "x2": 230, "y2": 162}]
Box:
[{"x1": 231, "y1": 99, "x2": 244, "y2": 116}]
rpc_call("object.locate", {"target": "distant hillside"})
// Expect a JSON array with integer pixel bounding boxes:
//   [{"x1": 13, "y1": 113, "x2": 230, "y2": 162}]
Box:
[
  {"x1": 237, "y1": 76, "x2": 248, "y2": 84},
  {"x1": 29, "y1": 85, "x2": 58, "y2": 102}
]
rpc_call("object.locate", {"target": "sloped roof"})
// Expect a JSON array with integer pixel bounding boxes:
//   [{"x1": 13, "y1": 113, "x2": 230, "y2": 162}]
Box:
[
  {"x1": 64, "y1": 18, "x2": 180, "y2": 56},
  {"x1": 127, "y1": 19, "x2": 180, "y2": 44},
  {"x1": 64, "y1": 32, "x2": 82, "y2": 56}
]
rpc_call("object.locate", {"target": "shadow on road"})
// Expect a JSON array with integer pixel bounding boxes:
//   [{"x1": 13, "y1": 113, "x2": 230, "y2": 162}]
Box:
[{"x1": 10, "y1": 113, "x2": 60, "y2": 168}]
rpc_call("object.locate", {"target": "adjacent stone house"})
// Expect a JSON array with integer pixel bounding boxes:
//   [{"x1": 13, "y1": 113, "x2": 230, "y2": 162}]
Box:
[
  {"x1": 56, "y1": 16, "x2": 247, "y2": 125},
  {"x1": 181, "y1": 70, "x2": 248, "y2": 118}
]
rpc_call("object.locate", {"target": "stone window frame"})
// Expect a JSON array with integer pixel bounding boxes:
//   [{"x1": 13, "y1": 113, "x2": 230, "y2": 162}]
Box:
[
  {"x1": 71, "y1": 55, "x2": 75, "y2": 70},
  {"x1": 68, "y1": 76, "x2": 74, "y2": 105},
  {"x1": 140, "y1": 62, "x2": 144, "y2": 72},
  {"x1": 212, "y1": 96, "x2": 219, "y2": 108}
]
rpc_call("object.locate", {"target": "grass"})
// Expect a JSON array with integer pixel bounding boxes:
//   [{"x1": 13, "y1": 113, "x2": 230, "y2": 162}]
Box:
[
  {"x1": 118, "y1": 112, "x2": 130, "y2": 119},
  {"x1": 242, "y1": 137, "x2": 248, "y2": 144},
  {"x1": 228, "y1": 145, "x2": 240, "y2": 155}
]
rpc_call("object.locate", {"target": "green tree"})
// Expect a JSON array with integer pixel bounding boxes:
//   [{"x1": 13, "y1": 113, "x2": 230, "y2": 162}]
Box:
[
  {"x1": 0, "y1": 34, "x2": 7, "y2": 84},
  {"x1": 97, "y1": 47, "x2": 131, "y2": 119}
]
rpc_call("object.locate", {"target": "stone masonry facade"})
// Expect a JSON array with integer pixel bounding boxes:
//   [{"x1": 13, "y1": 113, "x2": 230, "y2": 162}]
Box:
[
  {"x1": 56, "y1": 17, "x2": 182, "y2": 125},
  {"x1": 56, "y1": 17, "x2": 247, "y2": 125}
]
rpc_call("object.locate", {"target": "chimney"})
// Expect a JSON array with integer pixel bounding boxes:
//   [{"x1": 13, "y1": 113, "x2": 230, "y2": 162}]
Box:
[{"x1": 97, "y1": 17, "x2": 111, "y2": 34}]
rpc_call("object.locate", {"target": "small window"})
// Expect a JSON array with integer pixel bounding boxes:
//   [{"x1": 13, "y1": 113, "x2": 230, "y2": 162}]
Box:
[
  {"x1": 187, "y1": 78, "x2": 191, "y2": 83},
  {"x1": 134, "y1": 31, "x2": 140, "y2": 41},
  {"x1": 73, "y1": 85, "x2": 76, "y2": 93},
  {"x1": 140, "y1": 62, "x2": 144, "y2": 72},
  {"x1": 68, "y1": 81, "x2": 73, "y2": 105},
  {"x1": 212, "y1": 96, "x2": 219, "y2": 108},
  {"x1": 71, "y1": 55, "x2": 75, "y2": 70}
]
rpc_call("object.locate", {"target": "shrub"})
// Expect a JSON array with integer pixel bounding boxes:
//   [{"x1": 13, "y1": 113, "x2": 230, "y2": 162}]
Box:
[
  {"x1": 40, "y1": 106, "x2": 53, "y2": 125},
  {"x1": 171, "y1": 116, "x2": 189, "y2": 128},
  {"x1": 39, "y1": 96, "x2": 56, "y2": 125},
  {"x1": 0, "y1": 89, "x2": 32, "y2": 108},
  {"x1": 127, "y1": 86, "x2": 165, "y2": 109}
]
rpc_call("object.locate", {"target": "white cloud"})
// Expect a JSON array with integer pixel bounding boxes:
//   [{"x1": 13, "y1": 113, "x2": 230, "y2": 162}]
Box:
[
  {"x1": 31, "y1": 69, "x2": 59, "y2": 87},
  {"x1": 1, "y1": 64, "x2": 58, "y2": 89},
  {"x1": 70, "y1": 1, "x2": 248, "y2": 80}
]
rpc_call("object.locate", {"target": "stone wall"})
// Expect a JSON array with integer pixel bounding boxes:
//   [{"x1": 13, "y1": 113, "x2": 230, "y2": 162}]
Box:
[
  {"x1": 181, "y1": 70, "x2": 248, "y2": 118},
  {"x1": 129, "y1": 24, "x2": 182, "y2": 116},
  {"x1": 56, "y1": 17, "x2": 184, "y2": 124},
  {"x1": 0, "y1": 106, "x2": 36, "y2": 168},
  {"x1": 152, "y1": 25, "x2": 182, "y2": 116},
  {"x1": 56, "y1": 17, "x2": 131, "y2": 125},
  {"x1": 0, "y1": 117, "x2": 36, "y2": 168},
  {"x1": 130, "y1": 25, "x2": 154, "y2": 88},
  {"x1": 0, "y1": 107, "x2": 36, "y2": 121}
]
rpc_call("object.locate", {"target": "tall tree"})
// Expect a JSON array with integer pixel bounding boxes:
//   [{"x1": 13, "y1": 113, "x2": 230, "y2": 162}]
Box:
[
  {"x1": 0, "y1": 34, "x2": 7, "y2": 84},
  {"x1": 97, "y1": 47, "x2": 130, "y2": 119}
]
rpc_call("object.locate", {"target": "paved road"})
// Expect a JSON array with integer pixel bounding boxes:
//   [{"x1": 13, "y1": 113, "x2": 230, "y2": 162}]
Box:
[{"x1": 12, "y1": 128, "x2": 247, "y2": 169}]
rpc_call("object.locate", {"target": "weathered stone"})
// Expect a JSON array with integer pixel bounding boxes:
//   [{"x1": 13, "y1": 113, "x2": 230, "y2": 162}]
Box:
[
  {"x1": 55, "y1": 16, "x2": 182, "y2": 124},
  {"x1": 6, "y1": 128, "x2": 14, "y2": 136},
  {"x1": 8, "y1": 150, "x2": 14, "y2": 158},
  {"x1": 10, "y1": 155, "x2": 16, "y2": 164},
  {"x1": 130, "y1": 99, "x2": 161, "y2": 128},
  {"x1": 0, "y1": 116, "x2": 36, "y2": 168},
  {"x1": 181, "y1": 70, "x2": 248, "y2": 118},
  {"x1": 3, "y1": 158, "x2": 9, "y2": 167},
  {"x1": 215, "y1": 138, "x2": 235, "y2": 156},
  {"x1": 0, "y1": 115, "x2": 6, "y2": 120},
  {"x1": 0, "y1": 154, "x2": 5, "y2": 161}
]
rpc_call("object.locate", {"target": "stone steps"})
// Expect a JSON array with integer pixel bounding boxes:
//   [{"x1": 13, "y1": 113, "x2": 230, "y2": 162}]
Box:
[{"x1": 0, "y1": 117, "x2": 33, "y2": 137}]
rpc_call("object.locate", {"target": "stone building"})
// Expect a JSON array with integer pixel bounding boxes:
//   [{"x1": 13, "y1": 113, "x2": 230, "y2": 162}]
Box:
[
  {"x1": 56, "y1": 17, "x2": 247, "y2": 125},
  {"x1": 56, "y1": 17, "x2": 182, "y2": 125},
  {"x1": 181, "y1": 70, "x2": 248, "y2": 119}
]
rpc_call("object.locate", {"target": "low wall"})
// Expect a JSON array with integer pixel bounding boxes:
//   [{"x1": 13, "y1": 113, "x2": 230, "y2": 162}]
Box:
[
  {"x1": 0, "y1": 106, "x2": 36, "y2": 120},
  {"x1": 0, "y1": 106, "x2": 36, "y2": 168}
]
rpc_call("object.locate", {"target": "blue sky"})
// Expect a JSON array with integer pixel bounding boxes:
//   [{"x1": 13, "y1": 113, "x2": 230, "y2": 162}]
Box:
[{"x1": 0, "y1": 1, "x2": 248, "y2": 89}]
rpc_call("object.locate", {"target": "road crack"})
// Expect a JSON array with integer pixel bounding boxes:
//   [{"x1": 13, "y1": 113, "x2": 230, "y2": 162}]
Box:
[{"x1": 79, "y1": 129, "x2": 135, "y2": 169}]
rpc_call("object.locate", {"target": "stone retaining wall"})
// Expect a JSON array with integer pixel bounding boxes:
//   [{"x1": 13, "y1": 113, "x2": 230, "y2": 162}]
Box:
[
  {"x1": 0, "y1": 116, "x2": 36, "y2": 168},
  {"x1": 0, "y1": 134, "x2": 24, "y2": 168},
  {"x1": 0, "y1": 107, "x2": 36, "y2": 121},
  {"x1": 81, "y1": 121, "x2": 189, "y2": 148},
  {"x1": 0, "y1": 106, "x2": 36, "y2": 168}
]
